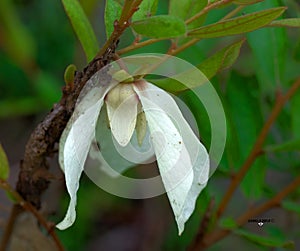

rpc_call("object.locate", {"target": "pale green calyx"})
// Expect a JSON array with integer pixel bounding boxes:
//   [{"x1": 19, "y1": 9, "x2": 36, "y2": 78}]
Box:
[
  {"x1": 135, "y1": 104, "x2": 147, "y2": 146},
  {"x1": 105, "y1": 83, "x2": 148, "y2": 146},
  {"x1": 112, "y1": 69, "x2": 134, "y2": 83},
  {"x1": 105, "y1": 83, "x2": 139, "y2": 146},
  {"x1": 105, "y1": 83, "x2": 136, "y2": 109}
]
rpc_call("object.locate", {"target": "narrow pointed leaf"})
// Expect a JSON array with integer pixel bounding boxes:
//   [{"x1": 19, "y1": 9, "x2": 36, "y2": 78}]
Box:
[
  {"x1": 0, "y1": 144, "x2": 9, "y2": 180},
  {"x1": 62, "y1": 0, "x2": 98, "y2": 61},
  {"x1": 131, "y1": 15, "x2": 186, "y2": 38},
  {"x1": 268, "y1": 18, "x2": 300, "y2": 28},
  {"x1": 265, "y1": 139, "x2": 300, "y2": 152},
  {"x1": 226, "y1": 72, "x2": 265, "y2": 198},
  {"x1": 132, "y1": 0, "x2": 158, "y2": 21},
  {"x1": 104, "y1": 0, "x2": 122, "y2": 38},
  {"x1": 199, "y1": 39, "x2": 245, "y2": 79},
  {"x1": 234, "y1": 228, "x2": 294, "y2": 249},
  {"x1": 219, "y1": 217, "x2": 238, "y2": 229},
  {"x1": 169, "y1": 0, "x2": 207, "y2": 29},
  {"x1": 188, "y1": 7, "x2": 286, "y2": 38},
  {"x1": 151, "y1": 39, "x2": 245, "y2": 93},
  {"x1": 246, "y1": 1, "x2": 287, "y2": 94},
  {"x1": 282, "y1": 200, "x2": 300, "y2": 214},
  {"x1": 233, "y1": 0, "x2": 263, "y2": 5}
]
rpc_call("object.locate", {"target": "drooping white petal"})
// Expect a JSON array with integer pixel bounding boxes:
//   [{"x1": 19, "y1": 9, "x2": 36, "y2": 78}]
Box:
[
  {"x1": 89, "y1": 107, "x2": 155, "y2": 176},
  {"x1": 89, "y1": 107, "x2": 135, "y2": 176},
  {"x1": 137, "y1": 100, "x2": 194, "y2": 224},
  {"x1": 58, "y1": 122, "x2": 70, "y2": 173},
  {"x1": 57, "y1": 78, "x2": 118, "y2": 230},
  {"x1": 133, "y1": 81, "x2": 209, "y2": 234},
  {"x1": 105, "y1": 84, "x2": 139, "y2": 146},
  {"x1": 59, "y1": 79, "x2": 118, "y2": 172},
  {"x1": 56, "y1": 99, "x2": 103, "y2": 230}
]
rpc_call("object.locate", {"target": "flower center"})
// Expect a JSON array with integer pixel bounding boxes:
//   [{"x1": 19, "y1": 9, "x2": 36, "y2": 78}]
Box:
[{"x1": 105, "y1": 83, "x2": 137, "y2": 109}]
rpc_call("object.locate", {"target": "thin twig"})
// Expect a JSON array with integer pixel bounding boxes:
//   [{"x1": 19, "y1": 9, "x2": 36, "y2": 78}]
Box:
[
  {"x1": 0, "y1": 205, "x2": 21, "y2": 251},
  {"x1": 170, "y1": 39, "x2": 199, "y2": 56},
  {"x1": 186, "y1": 0, "x2": 234, "y2": 25},
  {"x1": 171, "y1": 4, "x2": 245, "y2": 56},
  {"x1": 96, "y1": 0, "x2": 142, "y2": 58},
  {"x1": 200, "y1": 175, "x2": 300, "y2": 249},
  {"x1": 187, "y1": 198, "x2": 215, "y2": 251},
  {"x1": 216, "y1": 78, "x2": 300, "y2": 220},
  {"x1": 117, "y1": 38, "x2": 164, "y2": 55},
  {"x1": 222, "y1": 5, "x2": 245, "y2": 20},
  {"x1": 0, "y1": 179, "x2": 64, "y2": 251},
  {"x1": 132, "y1": 3, "x2": 246, "y2": 77},
  {"x1": 118, "y1": 0, "x2": 243, "y2": 55}
]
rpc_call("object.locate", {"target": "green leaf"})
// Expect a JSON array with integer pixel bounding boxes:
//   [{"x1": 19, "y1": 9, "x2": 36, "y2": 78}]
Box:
[
  {"x1": 265, "y1": 225, "x2": 286, "y2": 242},
  {"x1": 282, "y1": 200, "x2": 300, "y2": 214},
  {"x1": 246, "y1": 1, "x2": 287, "y2": 95},
  {"x1": 199, "y1": 39, "x2": 245, "y2": 79},
  {"x1": 104, "y1": 0, "x2": 122, "y2": 38},
  {"x1": 0, "y1": 98, "x2": 42, "y2": 118},
  {"x1": 268, "y1": 18, "x2": 300, "y2": 28},
  {"x1": 187, "y1": 7, "x2": 286, "y2": 38},
  {"x1": 34, "y1": 71, "x2": 62, "y2": 107},
  {"x1": 132, "y1": 0, "x2": 158, "y2": 21},
  {"x1": 233, "y1": 0, "x2": 263, "y2": 5},
  {"x1": 226, "y1": 73, "x2": 265, "y2": 198},
  {"x1": 234, "y1": 228, "x2": 294, "y2": 249},
  {"x1": 62, "y1": 0, "x2": 98, "y2": 61},
  {"x1": 150, "y1": 73, "x2": 205, "y2": 94},
  {"x1": 169, "y1": 0, "x2": 207, "y2": 29},
  {"x1": 0, "y1": 0, "x2": 36, "y2": 69},
  {"x1": 291, "y1": 92, "x2": 300, "y2": 138},
  {"x1": 131, "y1": 15, "x2": 186, "y2": 38},
  {"x1": 265, "y1": 139, "x2": 300, "y2": 152},
  {"x1": 219, "y1": 217, "x2": 238, "y2": 229},
  {"x1": 80, "y1": 0, "x2": 99, "y2": 16},
  {"x1": 151, "y1": 39, "x2": 244, "y2": 93},
  {"x1": 0, "y1": 144, "x2": 9, "y2": 180},
  {"x1": 5, "y1": 191, "x2": 17, "y2": 203},
  {"x1": 169, "y1": 0, "x2": 207, "y2": 46}
]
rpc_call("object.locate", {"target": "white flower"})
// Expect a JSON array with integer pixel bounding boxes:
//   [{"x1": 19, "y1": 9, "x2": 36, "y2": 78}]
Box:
[{"x1": 56, "y1": 75, "x2": 210, "y2": 235}]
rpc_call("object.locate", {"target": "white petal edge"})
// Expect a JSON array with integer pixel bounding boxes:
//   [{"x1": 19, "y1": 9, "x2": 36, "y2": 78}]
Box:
[
  {"x1": 57, "y1": 80, "x2": 118, "y2": 230},
  {"x1": 133, "y1": 81, "x2": 210, "y2": 235},
  {"x1": 89, "y1": 108, "x2": 136, "y2": 176},
  {"x1": 138, "y1": 98, "x2": 194, "y2": 230},
  {"x1": 56, "y1": 99, "x2": 103, "y2": 230},
  {"x1": 59, "y1": 81, "x2": 118, "y2": 172}
]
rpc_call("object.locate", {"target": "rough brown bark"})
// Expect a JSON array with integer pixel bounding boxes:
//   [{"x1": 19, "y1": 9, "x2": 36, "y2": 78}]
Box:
[{"x1": 16, "y1": 41, "x2": 118, "y2": 208}]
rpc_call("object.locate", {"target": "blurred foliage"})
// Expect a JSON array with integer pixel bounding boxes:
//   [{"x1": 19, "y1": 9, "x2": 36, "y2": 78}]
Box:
[
  {"x1": 0, "y1": 0, "x2": 300, "y2": 250},
  {"x1": 0, "y1": 0, "x2": 75, "y2": 117}
]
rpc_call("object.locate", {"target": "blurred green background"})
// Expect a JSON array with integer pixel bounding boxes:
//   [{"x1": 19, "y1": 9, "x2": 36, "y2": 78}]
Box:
[{"x1": 0, "y1": 0, "x2": 300, "y2": 250}]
